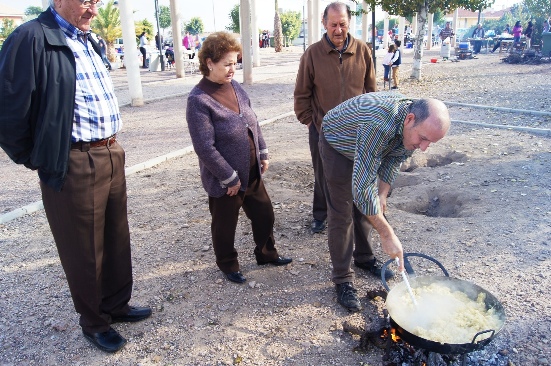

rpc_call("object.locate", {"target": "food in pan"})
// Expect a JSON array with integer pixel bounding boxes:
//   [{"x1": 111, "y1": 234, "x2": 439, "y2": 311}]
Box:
[{"x1": 387, "y1": 282, "x2": 503, "y2": 344}]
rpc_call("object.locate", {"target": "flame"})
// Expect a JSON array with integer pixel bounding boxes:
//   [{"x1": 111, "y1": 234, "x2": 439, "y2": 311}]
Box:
[
  {"x1": 390, "y1": 328, "x2": 401, "y2": 342},
  {"x1": 381, "y1": 328, "x2": 401, "y2": 343}
]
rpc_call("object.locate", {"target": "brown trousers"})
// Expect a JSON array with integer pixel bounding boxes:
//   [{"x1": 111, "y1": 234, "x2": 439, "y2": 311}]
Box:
[
  {"x1": 40, "y1": 142, "x2": 132, "y2": 333},
  {"x1": 309, "y1": 123, "x2": 327, "y2": 222},
  {"x1": 319, "y1": 131, "x2": 375, "y2": 284},
  {"x1": 208, "y1": 177, "x2": 279, "y2": 273}
]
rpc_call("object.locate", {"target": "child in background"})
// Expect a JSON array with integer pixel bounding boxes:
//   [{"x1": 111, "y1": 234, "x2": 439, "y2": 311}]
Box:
[
  {"x1": 390, "y1": 40, "x2": 402, "y2": 90},
  {"x1": 382, "y1": 44, "x2": 396, "y2": 90}
]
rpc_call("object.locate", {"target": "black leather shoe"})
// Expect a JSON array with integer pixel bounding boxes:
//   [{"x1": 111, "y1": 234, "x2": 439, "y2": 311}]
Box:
[
  {"x1": 310, "y1": 219, "x2": 326, "y2": 233},
  {"x1": 82, "y1": 327, "x2": 126, "y2": 353},
  {"x1": 335, "y1": 282, "x2": 362, "y2": 312},
  {"x1": 225, "y1": 271, "x2": 246, "y2": 283},
  {"x1": 355, "y1": 258, "x2": 395, "y2": 279},
  {"x1": 111, "y1": 306, "x2": 152, "y2": 323},
  {"x1": 256, "y1": 256, "x2": 293, "y2": 266}
]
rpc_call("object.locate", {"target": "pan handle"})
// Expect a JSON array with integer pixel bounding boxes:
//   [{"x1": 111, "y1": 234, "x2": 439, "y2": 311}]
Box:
[
  {"x1": 381, "y1": 252, "x2": 450, "y2": 291},
  {"x1": 471, "y1": 329, "x2": 495, "y2": 347}
]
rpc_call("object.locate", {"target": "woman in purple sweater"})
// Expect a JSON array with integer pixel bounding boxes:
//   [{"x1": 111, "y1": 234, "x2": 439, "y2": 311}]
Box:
[{"x1": 186, "y1": 32, "x2": 292, "y2": 284}]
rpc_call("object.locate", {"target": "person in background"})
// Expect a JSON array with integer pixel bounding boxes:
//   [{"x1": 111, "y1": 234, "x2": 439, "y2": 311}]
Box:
[
  {"x1": 194, "y1": 34, "x2": 202, "y2": 50},
  {"x1": 382, "y1": 44, "x2": 395, "y2": 89},
  {"x1": 294, "y1": 1, "x2": 376, "y2": 237},
  {"x1": 183, "y1": 31, "x2": 194, "y2": 59},
  {"x1": 165, "y1": 47, "x2": 175, "y2": 68},
  {"x1": 155, "y1": 32, "x2": 163, "y2": 50},
  {"x1": 390, "y1": 39, "x2": 401, "y2": 90},
  {"x1": 320, "y1": 93, "x2": 451, "y2": 312},
  {"x1": 439, "y1": 22, "x2": 455, "y2": 42},
  {"x1": 471, "y1": 23, "x2": 485, "y2": 54},
  {"x1": 97, "y1": 34, "x2": 112, "y2": 70},
  {"x1": 186, "y1": 32, "x2": 292, "y2": 285},
  {"x1": 490, "y1": 24, "x2": 512, "y2": 53},
  {"x1": 0, "y1": 0, "x2": 151, "y2": 353},
  {"x1": 262, "y1": 31, "x2": 270, "y2": 48},
  {"x1": 139, "y1": 31, "x2": 147, "y2": 68},
  {"x1": 543, "y1": 20, "x2": 550, "y2": 33},
  {"x1": 512, "y1": 21, "x2": 523, "y2": 42},
  {"x1": 524, "y1": 21, "x2": 533, "y2": 49}
]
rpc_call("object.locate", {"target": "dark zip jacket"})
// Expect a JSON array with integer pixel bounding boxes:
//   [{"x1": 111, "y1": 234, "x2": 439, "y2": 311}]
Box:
[{"x1": 0, "y1": 10, "x2": 101, "y2": 191}]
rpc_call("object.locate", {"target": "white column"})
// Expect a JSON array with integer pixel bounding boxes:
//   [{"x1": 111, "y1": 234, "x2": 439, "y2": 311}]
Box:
[
  {"x1": 307, "y1": 0, "x2": 313, "y2": 47},
  {"x1": 361, "y1": 9, "x2": 368, "y2": 43},
  {"x1": 398, "y1": 16, "x2": 405, "y2": 45},
  {"x1": 240, "y1": 0, "x2": 253, "y2": 85},
  {"x1": 169, "y1": 0, "x2": 184, "y2": 78},
  {"x1": 413, "y1": 14, "x2": 417, "y2": 35},
  {"x1": 312, "y1": 0, "x2": 321, "y2": 44},
  {"x1": 427, "y1": 13, "x2": 433, "y2": 50},
  {"x1": 251, "y1": 0, "x2": 260, "y2": 67},
  {"x1": 383, "y1": 15, "x2": 389, "y2": 49},
  {"x1": 118, "y1": 0, "x2": 143, "y2": 106},
  {"x1": 349, "y1": 1, "x2": 356, "y2": 38},
  {"x1": 452, "y1": 9, "x2": 459, "y2": 47}
]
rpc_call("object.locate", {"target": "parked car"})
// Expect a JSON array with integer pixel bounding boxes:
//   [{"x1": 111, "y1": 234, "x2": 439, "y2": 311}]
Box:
[
  {"x1": 114, "y1": 38, "x2": 124, "y2": 51},
  {"x1": 377, "y1": 29, "x2": 384, "y2": 43}
]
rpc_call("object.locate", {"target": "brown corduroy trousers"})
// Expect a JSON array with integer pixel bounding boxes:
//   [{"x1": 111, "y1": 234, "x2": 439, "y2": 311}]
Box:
[{"x1": 40, "y1": 142, "x2": 133, "y2": 333}]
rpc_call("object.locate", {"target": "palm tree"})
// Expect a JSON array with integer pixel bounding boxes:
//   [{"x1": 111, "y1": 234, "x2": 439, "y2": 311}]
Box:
[
  {"x1": 91, "y1": 1, "x2": 122, "y2": 62},
  {"x1": 273, "y1": 0, "x2": 283, "y2": 52}
]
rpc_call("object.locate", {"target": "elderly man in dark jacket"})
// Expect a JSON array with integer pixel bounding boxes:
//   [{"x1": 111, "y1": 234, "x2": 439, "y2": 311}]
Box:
[{"x1": 0, "y1": 0, "x2": 150, "y2": 353}]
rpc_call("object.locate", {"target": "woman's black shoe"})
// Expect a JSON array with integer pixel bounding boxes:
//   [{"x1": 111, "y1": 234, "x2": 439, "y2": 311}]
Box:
[
  {"x1": 225, "y1": 271, "x2": 246, "y2": 283},
  {"x1": 256, "y1": 256, "x2": 293, "y2": 266}
]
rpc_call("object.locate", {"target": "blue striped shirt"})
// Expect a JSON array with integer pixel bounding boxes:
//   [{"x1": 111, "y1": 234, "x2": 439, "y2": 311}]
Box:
[
  {"x1": 51, "y1": 8, "x2": 121, "y2": 142},
  {"x1": 322, "y1": 92, "x2": 413, "y2": 216}
]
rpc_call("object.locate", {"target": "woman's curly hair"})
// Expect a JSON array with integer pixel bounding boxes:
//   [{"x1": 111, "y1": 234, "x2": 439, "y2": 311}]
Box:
[{"x1": 197, "y1": 32, "x2": 242, "y2": 76}]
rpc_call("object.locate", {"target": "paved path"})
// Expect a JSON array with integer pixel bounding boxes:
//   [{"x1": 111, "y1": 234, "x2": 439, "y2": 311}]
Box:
[
  {"x1": 110, "y1": 47, "x2": 304, "y2": 106},
  {"x1": 0, "y1": 47, "x2": 305, "y2": 222}
]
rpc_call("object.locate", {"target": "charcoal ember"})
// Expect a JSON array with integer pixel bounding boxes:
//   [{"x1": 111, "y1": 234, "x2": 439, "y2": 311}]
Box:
[{"x1": 357, "y1": 329, "x2": 387, "y2": 351}]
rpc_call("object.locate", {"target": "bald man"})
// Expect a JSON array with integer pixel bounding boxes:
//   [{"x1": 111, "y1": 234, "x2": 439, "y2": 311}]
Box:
[{"x1": 319, "y1": 92, "x2": 451, "y2": 312}]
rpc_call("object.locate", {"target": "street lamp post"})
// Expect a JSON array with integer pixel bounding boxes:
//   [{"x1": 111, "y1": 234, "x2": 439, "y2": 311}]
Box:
[
  {"x1": 212, "y1": 0, "x2": 216, "y2": 31},
  {"x1": 154, "y1": 0, "x2": 165, "y2": 71},
  {"x1": 302, "y1": 1, "x2": 306, "y2": 52}
]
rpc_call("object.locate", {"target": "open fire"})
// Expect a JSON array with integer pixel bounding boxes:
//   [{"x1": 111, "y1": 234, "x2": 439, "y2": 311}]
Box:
[{"x1": 379, "y1": 325, "x2": 462, "y2": 366}]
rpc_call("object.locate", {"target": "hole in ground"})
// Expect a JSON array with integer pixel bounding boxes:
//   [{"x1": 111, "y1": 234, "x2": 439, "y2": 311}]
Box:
[
  {"x1": 395, "y1": 189, "x2": 466, "y2": 218},
  {"x1": 401, "y1": 151, "x2": 467, "y2": 172}
]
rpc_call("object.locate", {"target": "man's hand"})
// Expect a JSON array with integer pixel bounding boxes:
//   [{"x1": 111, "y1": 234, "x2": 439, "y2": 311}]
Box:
[
  {"x1": 368, "y1": 212, "x2": 404, "y2": 272},
  {"x1": 380, "y1": 230, "x2": 404, "y2": 273},
  {"x1": 227, "y1": 180, "x2": 241, "y2": 196},
  {"x1": 260, "y1": 160, "x2": 269, "y2": 174}
]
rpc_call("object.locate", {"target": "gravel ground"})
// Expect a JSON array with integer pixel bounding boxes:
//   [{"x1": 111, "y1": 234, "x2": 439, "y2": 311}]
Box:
[{"x1": 1, "y1": 46, "x2": 550, "y2": 365}]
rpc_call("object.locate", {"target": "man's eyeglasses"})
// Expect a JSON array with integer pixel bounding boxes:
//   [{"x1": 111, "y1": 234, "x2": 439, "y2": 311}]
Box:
[{"x1": 79, "y1": 0, "x2": 103, "y2": 8}]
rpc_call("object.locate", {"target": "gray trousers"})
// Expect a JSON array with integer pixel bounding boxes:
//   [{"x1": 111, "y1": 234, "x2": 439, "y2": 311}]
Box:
[{"x1": 319, "y1": 130, "x2": 375, "y2": 284}]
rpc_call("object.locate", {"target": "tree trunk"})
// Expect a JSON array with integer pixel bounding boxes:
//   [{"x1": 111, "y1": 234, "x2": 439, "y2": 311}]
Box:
[
  {"x1": 410, "y1": 5, "x2": 428, "y2": 80},
  {"x1": 274, "y1": 11, "x2": 283, "y2": 52},
  {"x1": 106, "y1": 42, "x2": 116, "y2": 63}
]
